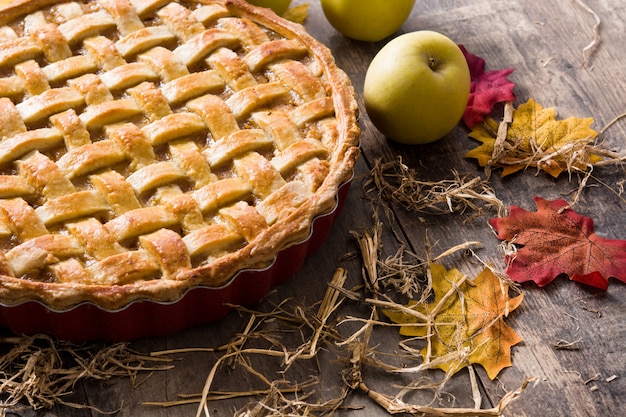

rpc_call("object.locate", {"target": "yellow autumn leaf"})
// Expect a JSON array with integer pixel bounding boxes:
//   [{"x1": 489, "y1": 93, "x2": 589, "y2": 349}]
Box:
[
  {"x1": 383, "y1": 263, "x2": 523, "y2": 380},
  {"x1": 465, "y1": 98, "x2": 601, "y2": 177},
  {"x1": 282, "y1": 4, "x2": 308, "y2": 24}
]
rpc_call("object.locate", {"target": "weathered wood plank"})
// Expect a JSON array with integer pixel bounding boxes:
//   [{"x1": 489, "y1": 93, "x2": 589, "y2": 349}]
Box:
[{"x1": 5, "y1": 0, "x2": 625, "y2": 416}]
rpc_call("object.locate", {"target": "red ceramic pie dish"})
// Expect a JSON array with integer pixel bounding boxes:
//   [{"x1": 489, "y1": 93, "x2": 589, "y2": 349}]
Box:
[{"x1": 0, "y1": 0, "x2": 360, "y2": 341}]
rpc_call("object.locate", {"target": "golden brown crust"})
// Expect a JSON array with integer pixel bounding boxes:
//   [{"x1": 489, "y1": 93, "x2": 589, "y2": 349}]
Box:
[{"x1": 0, "y1": 0, "x2": 359, "y2": 310}]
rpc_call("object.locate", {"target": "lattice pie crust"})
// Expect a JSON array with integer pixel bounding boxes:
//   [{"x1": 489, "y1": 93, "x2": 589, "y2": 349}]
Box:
[{"x1": 0, "y1": 0, "x2": 359, "y2": 310}]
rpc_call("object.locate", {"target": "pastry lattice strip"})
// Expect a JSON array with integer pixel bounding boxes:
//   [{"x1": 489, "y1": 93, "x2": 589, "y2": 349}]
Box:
[{"x1": 0, "y1": 0, "x2": 338, "y2": 285}]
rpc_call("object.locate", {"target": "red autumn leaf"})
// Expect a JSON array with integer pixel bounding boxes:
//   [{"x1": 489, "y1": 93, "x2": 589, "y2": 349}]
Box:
[
  {"x1": 489, "y1": 196, "x2": 626, "y2": 290},
  {"x1": 459, "y1": 45, "x2": 516, "y2": 128}
]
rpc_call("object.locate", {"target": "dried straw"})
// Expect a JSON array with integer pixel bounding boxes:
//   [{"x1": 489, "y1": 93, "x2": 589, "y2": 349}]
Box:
[
  {"x1": 366, "y1": 157, "x2": 505, "y2": 218},
  {"x1": 0, "y1": 335, "x2": 172, "y2": 415}
]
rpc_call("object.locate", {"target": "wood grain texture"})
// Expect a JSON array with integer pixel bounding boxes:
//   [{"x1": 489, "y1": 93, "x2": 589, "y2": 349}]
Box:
[{"x1": 4, "y1": 0, "x2": 626, "y2": 416}]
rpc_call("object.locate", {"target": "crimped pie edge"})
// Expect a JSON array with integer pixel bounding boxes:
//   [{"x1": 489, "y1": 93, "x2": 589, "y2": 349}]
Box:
[{"x1": 0, "y1": 0, "x2": 360, "y2": 310}]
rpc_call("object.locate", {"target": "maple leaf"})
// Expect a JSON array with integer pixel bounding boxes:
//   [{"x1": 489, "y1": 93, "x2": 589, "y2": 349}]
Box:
[
  {"x1": 465, "y1": 98, "x2": 601, "y2": 177},
  {"x1": 282, "y1": 3, "x2": 308, "y2": 23},
  {"x1": 384, "y1": 263, "x2": 523, "y2": 380},
  {"x1": 490, "y1": 196, "x2": 626, "y2": 290},
  {"x1": 459, "y1": 45, "x2": 516, "y2": 128}
]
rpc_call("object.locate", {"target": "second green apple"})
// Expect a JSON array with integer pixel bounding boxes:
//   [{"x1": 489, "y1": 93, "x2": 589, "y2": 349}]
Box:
[
  {"x1": 321, "y1": 0, "x2": 415, "y2": 42},
  {"x1": 364, "y1": 31, "x2": 471, "y2": 145}
]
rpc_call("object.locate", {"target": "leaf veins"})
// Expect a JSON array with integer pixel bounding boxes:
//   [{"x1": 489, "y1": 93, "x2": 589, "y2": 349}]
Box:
[
  {"x1": 465, "y1": 98, "x2": 601, "y2": 177},
  {"x1": 490, "y1": 196, "x2": 626, "y2": 289},
  {"x1": 384, "y1": 263, "x2": 523, "y2": 380}
]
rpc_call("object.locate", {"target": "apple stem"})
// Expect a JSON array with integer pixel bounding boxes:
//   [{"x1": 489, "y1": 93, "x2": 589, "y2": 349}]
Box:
[{"x1": 429, "y1": 57, "x2": 437, "y2": 70}]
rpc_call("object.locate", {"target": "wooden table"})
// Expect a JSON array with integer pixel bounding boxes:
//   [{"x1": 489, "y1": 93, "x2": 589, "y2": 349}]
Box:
[{"x1": 4, "y1": 0, "x2": 626, "y2": 416}]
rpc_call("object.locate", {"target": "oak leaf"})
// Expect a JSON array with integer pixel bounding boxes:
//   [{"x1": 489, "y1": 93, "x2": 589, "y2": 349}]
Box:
[
  {"x1": 384, "y1": 263, "x2": 523, "y2": 380},
  {"x1": 465, "y1": 98, "x2": 601, "y2": 177},
  {"x1": 490, "y1": 196, "x2": 626, "y2": 290},
  {"x1": 459, "y1": 45, "x2": 516, "y2": 128}
]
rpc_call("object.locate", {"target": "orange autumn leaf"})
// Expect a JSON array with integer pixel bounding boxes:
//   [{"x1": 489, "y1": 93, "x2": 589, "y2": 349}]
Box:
[
  {"x1": 384, "y1": 263, "x2": 523, "y2": 380},
  {"x1": 465, "y1": 98, "x2": 601, "y2": 177}
]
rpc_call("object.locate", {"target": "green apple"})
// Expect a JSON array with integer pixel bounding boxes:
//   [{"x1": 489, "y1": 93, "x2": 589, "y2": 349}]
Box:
[
  {"x1": 363, "y1": 30, "x2": 470, "y2": 144},
  {"x1": 247, "y1": 0, "x2": 292, "y2": 15},
  {"x1": 321, "y1": 0, "x2": 416, "y2": 42}
]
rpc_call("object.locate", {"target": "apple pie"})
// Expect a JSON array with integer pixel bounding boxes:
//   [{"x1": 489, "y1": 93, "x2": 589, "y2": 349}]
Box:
[{"x1": 0, "y1": 0, "x2": 359, "y2": 311}]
